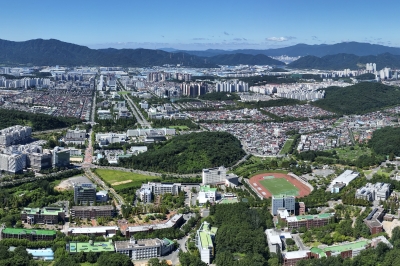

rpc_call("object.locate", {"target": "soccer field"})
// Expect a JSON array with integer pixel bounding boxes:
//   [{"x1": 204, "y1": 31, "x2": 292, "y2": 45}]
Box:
[{"x1": 259, "y1": 178, "x2": 299, "y2": 196}]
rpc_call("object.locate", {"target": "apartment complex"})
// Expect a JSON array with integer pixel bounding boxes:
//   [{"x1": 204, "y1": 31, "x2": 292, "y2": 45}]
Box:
[
  {"x1": 73, "y1": 183, "x2": 97, "y2": 205},
  {"x1": 196, "y1": 222, "x2": 218, "y2": 264},
  {"x1": 180, "y1": 82, "x2": 208, "y2": 97},
  {"x1": 355, "y1": 183, "x2": 391, "y2": 201},
  {"x1": 215, "y1": 80, "x2": 249, "y2": 93},
  {"x1": 0, "y1": 125, "x2": 32, "y2": 147},
  {"x1": 21, "y1": 207, "x2": 65, "y2": 225},
  {"x1": 70, "y1": 205, "x2": 115, "y2": 219},
  {"x1": 115, "y1": 238, "x2": 174, "y2": 260},
  {"x1": 1, "y1": 228, "x2": 56, "y2": 241},
  {"x1": 285, "y1": 213, "x2": 335, "y2": 230},
  {"x1": 272, "y1": 195, "x2": 296, "y2": 215}
]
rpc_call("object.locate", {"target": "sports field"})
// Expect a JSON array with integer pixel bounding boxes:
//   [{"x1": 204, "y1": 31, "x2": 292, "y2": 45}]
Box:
[
  {"x1": 249, "y1": 172, "x2": 311, "y2": 198},
  {"x1": 94, "y1": 169, "x2": 159, "y2": 190},
  {"x1": 259, "y1": 177, "x2": 299, "y2": 196}
]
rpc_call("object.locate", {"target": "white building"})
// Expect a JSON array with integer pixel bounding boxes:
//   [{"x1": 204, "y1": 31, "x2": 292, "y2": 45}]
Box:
[
  {"x1": 196, "y1": 222, "x2": 218, "y2": 264},
  {"x1": 115, "y1": 238, "x2": 174, "y2": 260},
  {"x1": 202, "y1": 166, "x2": 239, "y2": 186},
  {"x1": 0, "y1": 125, "x2": 32, "y2": 147},
  {"x1": 355, "y1": 182, "x2": 391, "y2": 201},
  {"x1": 198, "y1": 185, "x2": 217, "y2": 204},
  {"x1": 271, "y1": 195, "x2": 296, "y2": 215},
  {"x1": 139, "y1": 188, "x2": 152, "y2": 203},
  {"x1": 140, "y1": 182, "x2": 180, "y2": 196},
  {"x1": 328, "y1": 170, "x2": 359, "y2": 191}
]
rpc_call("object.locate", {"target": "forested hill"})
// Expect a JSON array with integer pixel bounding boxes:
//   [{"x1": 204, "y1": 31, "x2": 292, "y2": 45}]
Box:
[
  {"x1": 0, "y1": 39, "x2": 216, "y2": 67},
  {"x1": 0, "y1": 38, "x2": 284, "y2": 67},
  {"x1": 288, "y1": 53, "x2": 400, "y2": 70},
  {"x1": 0, "y1": 109, "x2": 81, "y2": 131},
  {"x1": 118, "y1": 131, "x2": 245, "y2": 174},
  {"x1": 312, "y1": 83, "x2": 400, "y2": 115}
]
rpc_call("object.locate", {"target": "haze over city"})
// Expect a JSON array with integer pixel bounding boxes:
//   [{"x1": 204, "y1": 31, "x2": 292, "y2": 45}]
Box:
[{"x1": 2, "y1": 0, "x2": 400, "y2": 50}]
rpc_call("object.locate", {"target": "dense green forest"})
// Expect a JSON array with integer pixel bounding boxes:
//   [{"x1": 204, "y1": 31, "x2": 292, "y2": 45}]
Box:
[
  {"x1": 0, "y1": 109, "x2": 81, "y2": 131},
  {"x1": 151, "y1": 118, "x2": 199, "y2": 129},
  {"x1": 210, "y1": 203, "x2": 274, "y2": 266},
  {"x1": 356, "y1": 73, "x2": 376, "y2": 80},
  {"x1": 312, "y1": 82, "x2": 400, "y2": 114},
  {"x1": 198, "y1": 92, "x2": 240, "y2": 101},
  {"x1": 368, "y1": 126, "x2": 400, "y2": 156},
  {"x1": 118, "y1": 132, "x2": 245, "y2": 174}
]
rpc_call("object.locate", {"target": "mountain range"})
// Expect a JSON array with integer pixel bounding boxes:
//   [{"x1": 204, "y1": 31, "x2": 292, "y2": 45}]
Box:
[
  {"x1": 288, "y1": 53, "x2": 400, "y2": 70},
  {"x1": 1, "y1": 39, "x2": 400, "y2": 69},
  {"x1": 171, "y1": 42, "x2": 400, "y2": 57},
  {"x1": 0, "y1": 39, "x2": 283, "y2": 67}
]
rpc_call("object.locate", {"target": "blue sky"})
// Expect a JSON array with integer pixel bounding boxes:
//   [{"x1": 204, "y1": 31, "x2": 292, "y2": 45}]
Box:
[{"x1": 1, "y1": 0, "x2": 399, "y2": 50}]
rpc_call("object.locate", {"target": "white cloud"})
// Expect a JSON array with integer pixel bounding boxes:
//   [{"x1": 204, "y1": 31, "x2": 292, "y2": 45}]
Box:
[{"x1": 266, "y1": 36, "x2": 296, "y2": 42}]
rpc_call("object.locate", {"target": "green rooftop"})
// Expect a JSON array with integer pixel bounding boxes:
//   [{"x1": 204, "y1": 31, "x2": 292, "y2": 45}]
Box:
[
  {"x1": 199, "y1": 232, "x2": 213, "y2": 249},
  {"x1": 68, "y1": 241, "x2": 115, "y2": 253},
  {"x1": 200, "y1": 185, "x2": 217, "y2": 193},
  {"x1": 2, "y1": 228, "x2": 56, "y2": 236},
  {"x1": 295, "y1": 213, "x2": 334, "y2": 221},
  {"x1": 22, "y1": 207, "x2": 64, "y2": 215},
  {"x1": 163, "y1": 238, "x2": 174, "y2": 246},
  {"x1": 220, "y1": 198, "x2": 239, "y2": 204},
  {"x1": 310, "y1": 240, "x2": 369, "y2": 257}
]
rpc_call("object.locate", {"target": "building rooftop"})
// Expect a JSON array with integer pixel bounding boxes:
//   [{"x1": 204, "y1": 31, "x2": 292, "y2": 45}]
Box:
[
  {"x1": 311, "y1": 240, "x2": 369, "y2": 257},
  {"x1": 199, "y1": 231, "x2": 213, "y2": 249},
  {"x1": 286, "y1": 213, "x2": 334, "y2": 223},
  {"x1": 127, "y1": 214, "x2": 183, "y2": 233},
  {"x1": 2, "y1": 228, "x2": 56, "y2": 236},
  {"x1": 67, "y1": 226, "x2": 118, "y2": 235},
  {"x1": 200, "y1": 185, "x2": 217, "y2": 193},
  {"x1": 22, "y1": 207, "x2": 64, "y2": 215},
  {"x1": 71, "y1": 205, "x2": 114, "y2": 211},
  {"x1": 68, "y1": 241, "x2": 115, "y2": 253},
  {"x1": 284, "y1": 250, "x2": 309, "y2": 260}
]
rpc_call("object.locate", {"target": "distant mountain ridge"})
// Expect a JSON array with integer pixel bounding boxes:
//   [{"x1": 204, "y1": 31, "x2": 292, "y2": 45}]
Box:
[
  {"x1": 173, "y1": 42, "x2": 400, "y2": 57},
  {"x1": 288, "y1": 53, "x2": 400, "y2": 70},
  {"x1": 0, "y1": 39, "x2": 284, "y2": 67}
]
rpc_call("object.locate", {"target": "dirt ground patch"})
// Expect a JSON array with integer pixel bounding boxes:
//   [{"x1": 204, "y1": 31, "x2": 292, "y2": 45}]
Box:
[
  {"x1": 382, "y1": 219, "x2": 400, "y2": 238},
  {"x1": 249, "y1": 172, "x2": 311, "y2": 199},
  {"x1": 112, "y1": 180, "x2": 132, "y2": 186},
  {"x1": 55, "y1": 175, "x2": 92, "y2": 191}
]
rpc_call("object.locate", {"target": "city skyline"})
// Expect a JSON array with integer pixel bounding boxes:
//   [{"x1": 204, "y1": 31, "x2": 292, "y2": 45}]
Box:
[{"x1": 1, "y1": 0, "x2": 400, "y2": 50}]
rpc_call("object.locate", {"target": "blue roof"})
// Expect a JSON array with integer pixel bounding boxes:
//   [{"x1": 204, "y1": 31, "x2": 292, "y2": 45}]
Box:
[{"x1": 26, "y1": 248, "x2": 54, "y2": 261}]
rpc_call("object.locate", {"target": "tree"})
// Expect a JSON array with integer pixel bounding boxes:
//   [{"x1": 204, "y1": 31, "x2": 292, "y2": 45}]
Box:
[
  {"x1": 97, "y1": 252, "x2": 133, "y2": 266},
  {"x1": 86, "y1": 251, "x2": 98, "y2": 263}
]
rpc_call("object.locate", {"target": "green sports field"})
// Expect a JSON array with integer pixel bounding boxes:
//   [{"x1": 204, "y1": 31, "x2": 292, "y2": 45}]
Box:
[
  {"x1": 259, "y1": 177, "x2": 299, "y2": 196},
  {"x1": 93, "y1": 169, "x2": 159, "y2": 190}
]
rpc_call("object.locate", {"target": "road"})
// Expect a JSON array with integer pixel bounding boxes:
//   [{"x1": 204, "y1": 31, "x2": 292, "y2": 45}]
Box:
[
  {"x1": 84, "y1": 168, "x2": 125, "y2": 207},
  {"x1": 117, "y1": 80, "x2": 152, "y2": 128},
  {"x1": 292, "y1": 234, "x2": 308, "y2": 250}
]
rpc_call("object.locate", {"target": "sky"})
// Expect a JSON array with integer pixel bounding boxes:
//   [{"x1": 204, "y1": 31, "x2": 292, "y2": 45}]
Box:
[{"x1": 1, "y1": 0, "x2": 400, "y2": 50}]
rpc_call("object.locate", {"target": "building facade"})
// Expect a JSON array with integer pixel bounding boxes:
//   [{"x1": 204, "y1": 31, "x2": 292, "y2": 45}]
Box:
[
  {"x1": 1, "y1": 228, "x2": 56, "y2": 241},
  {"x1": 115, "y1": 238, "x2": 174, "y2": 260},
  {"x1": 70, "y1": 205, "x2": 115, "y2": 219},
  {"x1": 21, "y1": 207, "x2": 65, "y2": 225},
  {"x1": 272, "y1": 195, "x2": 296, "y2": 215},
  {"x1": 195, "y1": 222, "x2": 218, "y2": 264},
  {"x1": 73, "y1": 183, "x2": 97, "y2": 205}
]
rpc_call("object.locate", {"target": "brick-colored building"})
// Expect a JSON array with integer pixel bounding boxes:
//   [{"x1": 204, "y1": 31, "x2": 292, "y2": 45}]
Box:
[
  {"x1": 70, "y1": 205, "x2": 115, "y2": 219},
  {"x1": 286, "y1": 213, "x2": 335, "y2": 230}
]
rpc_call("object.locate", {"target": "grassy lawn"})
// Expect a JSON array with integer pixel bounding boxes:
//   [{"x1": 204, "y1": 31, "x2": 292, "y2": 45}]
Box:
[
  {"x1": 279, "y1": 139, "x2": 294, "y2": 155},
  {"x1": 377, "y1": 169, "x2": 390, "y2": 178},
  {"x1": 94, "y1": 169, "x2": 159, "y2": 189},
  {"x1": 117, "y1": 91, "x2": 130, "y2": 95},
  {"x1": 333, "y1": 117, "x2": 345, "y2": 127},
  {"x1": 259, "y1": 177, "x2": 299, "y2": 196},
  {"x1": 363, "y1": 170, "x2": 372, "y2": 176},
  {"x1": 334, "y1": 145, "x2": 372, "y2": 161}
]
